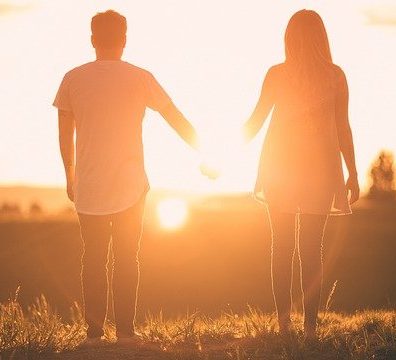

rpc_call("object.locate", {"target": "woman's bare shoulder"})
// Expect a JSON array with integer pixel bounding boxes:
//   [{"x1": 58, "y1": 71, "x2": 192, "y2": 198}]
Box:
[
  {"x1": 331, "y1": 64, "x2": 346, "y2": 77},
  {"x1": 263, "y1": 63, "x2": 286, "y2": 83},
  {"x1": 331, "y1": 64, "x2": 348, "y2": 87},
  {"x1": 268, "y1": 63, "x2": 286, "y2": 74}
]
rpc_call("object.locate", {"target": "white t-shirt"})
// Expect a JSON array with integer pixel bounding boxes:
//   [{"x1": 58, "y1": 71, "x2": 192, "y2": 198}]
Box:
[{"x1": 53, "y1": 60, "x2": 172, "y2": 215}]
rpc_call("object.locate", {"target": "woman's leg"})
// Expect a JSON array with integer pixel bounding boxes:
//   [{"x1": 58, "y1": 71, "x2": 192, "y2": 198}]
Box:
[
  {"x1": 267, "y1": 208, "x2": 297, "y2": 332},
  {"x1": 297, "y1": 214, "x2": 328, "y2": 337}
]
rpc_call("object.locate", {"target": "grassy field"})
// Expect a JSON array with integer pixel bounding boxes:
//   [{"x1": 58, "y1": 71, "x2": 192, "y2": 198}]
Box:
[
  {"x1": 1, "y1": 192, "x2": 396, "y2": 358},
  {"x1": 1, "y1": 293, "x2": 396, "y2": 360},
  {"x1": 1, "y1": 195, "x2": 396, "y2": 319}
]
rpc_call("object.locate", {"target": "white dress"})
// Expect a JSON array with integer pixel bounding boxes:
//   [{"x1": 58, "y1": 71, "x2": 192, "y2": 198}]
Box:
[{"x1": 254, "y1": 63, "x2": 351, "y2": 215}]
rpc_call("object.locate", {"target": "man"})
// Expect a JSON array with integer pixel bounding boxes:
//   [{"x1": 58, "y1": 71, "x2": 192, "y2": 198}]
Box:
[{"x1": 53, "y1": 10, "x2": 199, "y2": 343}]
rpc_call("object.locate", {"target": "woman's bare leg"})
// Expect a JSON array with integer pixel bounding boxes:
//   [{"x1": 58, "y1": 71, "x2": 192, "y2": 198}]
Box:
[
  {"x1": 268, "y1": 209, "x2": 297, "y2": 333},
  {"x1": 297, "y1": 214, "x2": 328, "y2": 338}
]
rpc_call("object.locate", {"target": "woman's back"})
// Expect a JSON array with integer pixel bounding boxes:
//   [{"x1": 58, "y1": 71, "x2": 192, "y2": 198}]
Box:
[
  {"x1": 244, "y1": 9, "x2": 358, "y2": 215},
  {"x1": 266, "y1": 62, "x2": 342, "y2": 151},
  {"x1": 256, "y1": 62, "x2": 351, "y2": 214}
]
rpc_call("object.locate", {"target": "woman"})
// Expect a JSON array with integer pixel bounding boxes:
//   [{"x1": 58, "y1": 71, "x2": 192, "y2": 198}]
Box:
[{"x1": 243, "y1": 10, "x2": 359, "y2": 338}]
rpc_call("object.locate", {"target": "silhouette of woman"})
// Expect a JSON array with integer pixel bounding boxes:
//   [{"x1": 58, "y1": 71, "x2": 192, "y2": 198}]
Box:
[{"x1": 243, "y1": 9, "x2": 359, "y2": 338}]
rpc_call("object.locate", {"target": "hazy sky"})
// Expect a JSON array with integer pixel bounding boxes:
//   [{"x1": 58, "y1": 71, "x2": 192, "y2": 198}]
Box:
[{"x1": 0, "y1": 0, "x2": 395, "y2": 193}]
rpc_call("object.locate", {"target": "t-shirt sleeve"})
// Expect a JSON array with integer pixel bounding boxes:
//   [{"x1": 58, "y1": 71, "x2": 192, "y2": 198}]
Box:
[
  {"x1": 144, "y1": 72, "x2": 173, "y2": 112},
  {"x1": 53, "y1": 74, "x2": 72, "y2": 111}
]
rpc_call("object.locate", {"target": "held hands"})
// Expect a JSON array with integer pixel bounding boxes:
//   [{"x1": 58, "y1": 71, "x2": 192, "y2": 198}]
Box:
[
  {"x1": 346, "y1": 173, "x2": 359, "y2": 204},
  {"x1": 200, "y1": 161, "x2": 221, "y2": 180},
  {"x1": 197, "y1": 134, "x2": 222, "y2": 180},
  {"x1": 198, "y1": 127, "x2": 245, "y2": 180},
  {"x1": 199, "y1": 141, "x2": 222, "y2": 180}
]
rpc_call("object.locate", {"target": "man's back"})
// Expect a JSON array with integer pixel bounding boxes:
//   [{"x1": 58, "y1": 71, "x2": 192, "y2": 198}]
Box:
[
  {"x1": 54, "y1": 10, "x2": 200, "y2": 342},
  {"x1": 54, "y1": 61, "x2": 171, "y2": 214}
]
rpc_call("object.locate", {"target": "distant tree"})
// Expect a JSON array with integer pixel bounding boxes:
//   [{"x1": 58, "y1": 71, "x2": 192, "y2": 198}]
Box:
[
  {"x1": 0, "y1": 202, "x2": 22, "y2": 215},
  {"x1": 29, "y1": 201, "x2": 43, "y2": 216},
  {"x1": 367, "y1": 151, "x2": 395, "y2": 201}
]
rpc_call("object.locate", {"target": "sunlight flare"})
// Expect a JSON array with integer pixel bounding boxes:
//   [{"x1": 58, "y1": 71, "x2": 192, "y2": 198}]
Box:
[{"x1": 157, "y1": 198, "x2": 188, "y2": 229}]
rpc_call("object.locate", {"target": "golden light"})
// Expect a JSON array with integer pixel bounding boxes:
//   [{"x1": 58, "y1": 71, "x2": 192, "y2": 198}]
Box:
[
  {"x1": 199, "y1": 127, "x2": 245, "y2": 181},
  {"x1": 157, "y1": 198, "x2": 188, "y2": 229}
]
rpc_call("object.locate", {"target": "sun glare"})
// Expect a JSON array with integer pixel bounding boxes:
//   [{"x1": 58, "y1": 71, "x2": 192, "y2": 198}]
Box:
[{"x1": 157, "y1": 198, "x2": 188, "y2": 229}]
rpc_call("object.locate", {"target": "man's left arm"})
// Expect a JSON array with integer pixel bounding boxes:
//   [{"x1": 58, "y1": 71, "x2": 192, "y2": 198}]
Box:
[
  {"x1": 159, "y1": 102, "x2": 200, "y2": 151},
  {"x1": 145, "y1": 72, "x2": 199, "y2": 151},
  {"x1": 58, "y1": 109, "x2": 75, "y2": 202}
]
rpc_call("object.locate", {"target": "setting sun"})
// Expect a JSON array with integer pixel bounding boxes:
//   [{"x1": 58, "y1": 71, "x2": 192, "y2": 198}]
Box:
[
  {"x1": 157, "y1": 198, "x2": 188, "y2": 230},
  {"x1": 1, "y1": 0, "x2": 394, "y2": 193}
]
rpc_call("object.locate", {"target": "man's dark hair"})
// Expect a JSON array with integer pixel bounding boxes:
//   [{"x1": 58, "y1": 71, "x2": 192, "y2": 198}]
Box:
[{"x1": 91, "y1": 10, "x2": 127, "y2": 49}]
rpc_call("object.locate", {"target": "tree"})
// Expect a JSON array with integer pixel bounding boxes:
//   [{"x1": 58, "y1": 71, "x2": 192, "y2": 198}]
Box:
[
  {"x1": 367, "y1": 151, "x2": 395, "y2": 201},
  {"x1": 0, "y1": 202, "x2": 22, "y2": 215},
  {"x1": 29, "y1": 202, "x2": 43, "y2": 216}
]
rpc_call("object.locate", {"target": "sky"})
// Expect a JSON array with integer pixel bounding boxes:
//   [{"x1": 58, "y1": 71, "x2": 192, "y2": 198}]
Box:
[{"x1": 0, "y1": 0, "x2": 395, "y2": 193}]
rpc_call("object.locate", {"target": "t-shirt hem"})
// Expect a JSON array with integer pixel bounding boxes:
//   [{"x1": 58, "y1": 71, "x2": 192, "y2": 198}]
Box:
[{"x1": 75, "y1": 188, "x2": 149, "y2": 216}]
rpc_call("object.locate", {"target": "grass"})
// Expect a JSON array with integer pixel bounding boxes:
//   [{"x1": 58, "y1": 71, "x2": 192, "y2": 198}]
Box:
[{"x1": 1, "y1": 292, "x2": 396, "y2": 359}]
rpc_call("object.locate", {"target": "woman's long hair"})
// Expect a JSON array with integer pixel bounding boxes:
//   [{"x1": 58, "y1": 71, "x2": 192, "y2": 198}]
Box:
[{"x1": 284, "y1": 10, "x2": 334, "y2": 97}]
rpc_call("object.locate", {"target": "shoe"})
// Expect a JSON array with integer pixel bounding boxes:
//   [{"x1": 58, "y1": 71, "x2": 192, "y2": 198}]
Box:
[
  {"x1": 79, "y1": 336, "x2": 108, "y2": 349},
  {"x1": 116, "y1": 331, "x2": 144, "y2": 345},
  {"x1": 116, "y1": 336, "x2": 141, "y2": 347},
  {"x1": 279, "y1": 320, "x2": 293, "y2": 336},
  {"x1": 304, "y1": 325, "x2": 318, "y2": 341}
]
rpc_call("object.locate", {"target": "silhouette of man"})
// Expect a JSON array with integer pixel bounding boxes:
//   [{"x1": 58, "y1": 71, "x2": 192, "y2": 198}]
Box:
[{"x1": 53, "y1": 10, "x2": 199, "y2": 342}]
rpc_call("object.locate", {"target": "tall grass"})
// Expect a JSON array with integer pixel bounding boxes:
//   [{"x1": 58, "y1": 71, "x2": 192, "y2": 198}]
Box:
[
  {"x1": 0, "y1": 288, "x2": 84, "y2": 358},
  {"x1": 1, "y1": 292, "x2": 396, "y2": 359}
]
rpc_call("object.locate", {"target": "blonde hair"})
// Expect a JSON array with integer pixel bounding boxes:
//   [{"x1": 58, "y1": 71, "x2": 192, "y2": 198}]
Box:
[
  {"x1": 284, "y1": 10, "x2": 334, "y2": 99},
  {"x1": 285, "y1": 9, "x2": 332, "y2": 66}
]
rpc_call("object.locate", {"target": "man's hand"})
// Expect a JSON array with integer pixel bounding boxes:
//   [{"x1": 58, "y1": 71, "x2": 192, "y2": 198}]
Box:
[
  {"x1": 58, "y1": 109, "x2": 76, "y2": 203},
  {"x1": 66, "y1": 180, "x2": 74, "y2": 202},
  {"x1": 65, "y1": 164, "x2": 75, "y2": 202},
  {"x1": 346, "y1": 174, "x2": 359, "y2": 204},
  {"x1": 200, "y1": 162, "x2": 220, "y2": 180}
]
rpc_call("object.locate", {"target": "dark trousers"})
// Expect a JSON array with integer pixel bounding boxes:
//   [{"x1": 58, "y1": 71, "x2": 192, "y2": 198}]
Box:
[
  {"x1": 267, "y1": 209, "x2": 328, "y2": 331},
  {"x1": 78, "y1": 195, "x2": 145, "y2": 338}
]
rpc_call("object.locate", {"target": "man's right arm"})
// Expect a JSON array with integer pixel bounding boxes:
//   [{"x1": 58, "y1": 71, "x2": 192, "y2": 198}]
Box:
[{"x1": 58, "y1": 109, "x2": 75, "y2": 202}]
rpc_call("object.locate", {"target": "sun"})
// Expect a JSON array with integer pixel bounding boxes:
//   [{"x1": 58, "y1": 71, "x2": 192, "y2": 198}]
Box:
[{"x1": 157, "y1": 198, "x2": 188, "y2": 229}]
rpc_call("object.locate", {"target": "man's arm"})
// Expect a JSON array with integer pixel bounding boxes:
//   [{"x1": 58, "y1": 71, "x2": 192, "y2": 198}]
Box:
[
  {"x1": 159, "y1": 102, "x2": 200, "y2": 150},
  {"x1": 58, "y1": 109, "x2": 75, "y2": 201}
]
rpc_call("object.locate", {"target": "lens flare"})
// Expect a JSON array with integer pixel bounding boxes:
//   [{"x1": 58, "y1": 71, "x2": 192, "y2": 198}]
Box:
[{"x1": 157, "y1": 198, "x2": 188, "y2": 229}]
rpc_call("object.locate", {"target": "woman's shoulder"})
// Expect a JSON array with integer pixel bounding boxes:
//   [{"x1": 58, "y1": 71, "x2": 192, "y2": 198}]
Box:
[
  {"x1": 263, "y1": 63, "x2": 286, "y2": 83},
  {"x1": 330, "y1": 64, "x2": 347, "y2": 78},
  {"x1": 330, "y1": 64, "x2": 348, "y2": 87},
  {"x1": 267, "y1": 63, "x2": 286, "y2": 74}
]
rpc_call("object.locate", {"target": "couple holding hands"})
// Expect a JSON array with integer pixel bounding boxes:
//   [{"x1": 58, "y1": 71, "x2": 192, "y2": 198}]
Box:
[{"x1": 54, "y1": 9, "x2": 359, "y2": 344}]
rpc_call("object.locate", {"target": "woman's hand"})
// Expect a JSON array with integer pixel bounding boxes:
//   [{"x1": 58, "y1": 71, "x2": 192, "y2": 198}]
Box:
[{"x1": 346, "y1": 174, "x2": 359, "y2": 204}]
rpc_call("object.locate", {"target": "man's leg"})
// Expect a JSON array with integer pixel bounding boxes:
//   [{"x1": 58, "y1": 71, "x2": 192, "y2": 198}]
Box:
[
  {"x1": 267, "y1": 208, "x2": 297, "y2": 332},
  {"x1": 111, "y1": 195, "x2": 146, "y2": 338},
  {"x1": 78, "y1": 213, "x2": 111, "y2": 338},
  {"x1": 298, "y1": 213, "x2": 328, "y2": 337}
]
